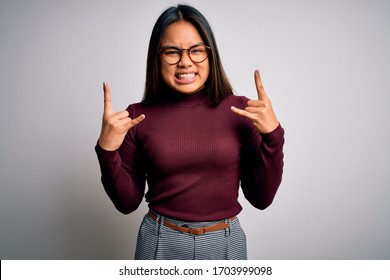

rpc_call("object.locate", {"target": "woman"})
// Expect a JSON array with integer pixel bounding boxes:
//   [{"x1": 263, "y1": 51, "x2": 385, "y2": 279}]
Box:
[{"x1": 95, "y1": 4, "x2": 284, "y2": 260}]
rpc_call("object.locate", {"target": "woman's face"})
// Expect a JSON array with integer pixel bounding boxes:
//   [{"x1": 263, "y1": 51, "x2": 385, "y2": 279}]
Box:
[{"x1": 159, "y1": 20, "x2": 210, "y2": 95}]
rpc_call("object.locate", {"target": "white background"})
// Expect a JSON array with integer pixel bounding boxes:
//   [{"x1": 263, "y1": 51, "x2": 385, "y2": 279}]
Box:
[{"x1": 0, "y1": 0, "x2": 389, "y2": 259}]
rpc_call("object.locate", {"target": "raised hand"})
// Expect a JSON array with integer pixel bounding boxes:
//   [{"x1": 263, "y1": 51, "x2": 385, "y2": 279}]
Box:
[
  {"x1": 98, "y1": 82, "x2": 145, "y2": 151},
  {"x1": 231, "y1": 69, "x2": 279, "y2": 134}
]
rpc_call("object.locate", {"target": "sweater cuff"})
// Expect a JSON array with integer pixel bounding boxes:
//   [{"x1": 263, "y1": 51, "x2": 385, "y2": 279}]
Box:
[
  {"x1": 260, "y1": 123, "x2": 285, "y2": 144},
  {"x1": 95, "y1": 142, "x2": 120, "y2": 163}
]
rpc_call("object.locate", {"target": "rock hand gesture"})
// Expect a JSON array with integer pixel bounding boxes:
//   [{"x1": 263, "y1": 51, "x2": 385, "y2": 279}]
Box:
[
  {"x1": 231, "y1": 70, "x2": 279, "y2": 134},
  {"x1": 98, "y1": 82, "x2": 145, "y2": 151}
]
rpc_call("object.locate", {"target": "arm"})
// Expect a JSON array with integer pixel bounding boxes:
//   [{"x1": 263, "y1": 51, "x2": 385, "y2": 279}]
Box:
[
  {"x1": 232, "y1": 69, "x2": 284, "y2": 209},
  {"x1": 240, "y1": 124, "x2": 284, "y2": 209},
  {"x1": 95, "y1": 132, "x2": 146, "y2": 214},
  {"x1": 95, "y1": 83, "x2": 146, "y2": 214}
]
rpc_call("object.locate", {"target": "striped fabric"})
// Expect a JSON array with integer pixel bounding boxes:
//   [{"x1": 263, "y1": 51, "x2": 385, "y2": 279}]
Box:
[{"x1": 134, "y1": 212, "x2": 247, "y2": 260}]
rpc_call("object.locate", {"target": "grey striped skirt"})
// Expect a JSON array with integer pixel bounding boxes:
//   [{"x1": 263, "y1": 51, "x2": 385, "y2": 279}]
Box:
[{"x1": 134, "y1": 212, "x2": 247, "y2": 260}]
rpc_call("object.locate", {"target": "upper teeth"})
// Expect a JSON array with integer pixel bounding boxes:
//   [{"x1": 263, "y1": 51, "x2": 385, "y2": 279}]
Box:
[{"x1": 178, "y1": 73, "x2": 195, "y2": 79}]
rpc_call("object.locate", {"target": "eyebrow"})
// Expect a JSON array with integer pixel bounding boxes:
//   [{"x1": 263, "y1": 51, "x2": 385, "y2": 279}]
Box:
[{"x1": 159, "y1": 42, "x2": 205, "y2": 50}]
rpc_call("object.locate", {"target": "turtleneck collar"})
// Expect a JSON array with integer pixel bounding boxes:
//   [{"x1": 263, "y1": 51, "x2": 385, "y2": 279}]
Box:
[{"x1": 164, "y1": 88, "x2": 209, "y2": 108}]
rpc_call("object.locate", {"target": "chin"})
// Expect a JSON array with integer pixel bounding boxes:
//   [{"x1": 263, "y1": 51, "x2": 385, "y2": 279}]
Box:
[{"x1": 173, "y1": 84, "x2": 204, "y2": 95}]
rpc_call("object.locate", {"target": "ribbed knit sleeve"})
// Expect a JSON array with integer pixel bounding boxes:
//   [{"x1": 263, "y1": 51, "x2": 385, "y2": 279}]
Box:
[
  {"x1": 95, "y1": 107, "x2": 146, "y2": 214},
  {"x1": 240, "y1": 123, "x2": 285, "y2": 210}
]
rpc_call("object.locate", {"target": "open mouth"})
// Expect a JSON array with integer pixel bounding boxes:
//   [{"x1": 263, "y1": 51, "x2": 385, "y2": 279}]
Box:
[
  {"x1": 176, "y1": 73, "x2": 196, "y2": 80},
  {"x1": 175, "y1": 73, "x2": 197, "y2": 85}
]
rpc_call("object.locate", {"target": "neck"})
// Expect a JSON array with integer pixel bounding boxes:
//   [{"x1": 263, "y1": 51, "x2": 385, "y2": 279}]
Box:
[{"x1": 165, "y1": 87, "x2": 209, "y2": 107}]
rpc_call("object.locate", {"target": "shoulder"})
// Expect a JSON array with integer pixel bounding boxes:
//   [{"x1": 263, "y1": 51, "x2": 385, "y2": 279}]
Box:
[{"x1": 126, "y1": 102, "x2": 151, "y2": 118}]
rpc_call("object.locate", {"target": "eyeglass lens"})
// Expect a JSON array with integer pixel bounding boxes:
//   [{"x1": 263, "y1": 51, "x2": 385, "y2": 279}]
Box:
[{"x1": 160, "y1": 45, "x2": 209, "y2": 64}]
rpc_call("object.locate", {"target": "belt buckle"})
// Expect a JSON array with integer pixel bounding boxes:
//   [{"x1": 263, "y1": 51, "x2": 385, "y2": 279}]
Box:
[
  {"x1": 182, "y1": 224, "x2": 206, "y2": 235},
  {"x1": 188, "y1": 227, "x2": 206, "y2": 235}
]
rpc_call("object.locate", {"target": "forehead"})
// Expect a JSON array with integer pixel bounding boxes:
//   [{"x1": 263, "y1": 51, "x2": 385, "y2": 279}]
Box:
[{"x1": 160, "y1": 20, "x2": 203, "y2": 46}]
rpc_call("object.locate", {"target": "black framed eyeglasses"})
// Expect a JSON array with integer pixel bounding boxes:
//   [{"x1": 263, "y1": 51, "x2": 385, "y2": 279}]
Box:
[{"x1": 159, "y1": 43, "x2": 211, "y2": 65}]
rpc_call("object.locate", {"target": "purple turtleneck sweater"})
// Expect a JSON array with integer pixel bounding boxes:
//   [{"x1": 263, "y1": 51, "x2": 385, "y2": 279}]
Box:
[{"x1": 95, "y1": 90, "x2": 284, "y2": 222}]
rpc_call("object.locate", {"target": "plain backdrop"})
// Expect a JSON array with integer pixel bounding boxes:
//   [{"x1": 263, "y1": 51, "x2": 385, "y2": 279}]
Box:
[{"x1": 0, "y1": 0, "x2": 389, "y2": 259}]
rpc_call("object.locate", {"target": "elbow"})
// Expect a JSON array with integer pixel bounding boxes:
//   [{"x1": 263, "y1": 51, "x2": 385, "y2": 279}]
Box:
[
  {"x1": 113, "y1": 203, "x2": 131, "y2": 214},
  {"x1": 253, "y1": 197, "x2": 274, "y2": 210},
  {"x1": 106, "y1": 191, "x2": 143, "y2": 215},
  {"x1": 243, "y1": 184, "x2": 278, "y2": 210},
  {"x1": 117, "y1": 207, "x2": 132, "y2": 215},
  {"x1": 114, "y1": 202, "x2": 140, "y2": 215},
  {"x1": 258, "y1": 204, "x2": 270, "y2": 211}
]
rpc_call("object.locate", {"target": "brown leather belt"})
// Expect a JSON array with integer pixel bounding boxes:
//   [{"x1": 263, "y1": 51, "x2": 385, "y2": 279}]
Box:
[{"x1": 148, "y1": 211, "x2": 236, "y2": 235}]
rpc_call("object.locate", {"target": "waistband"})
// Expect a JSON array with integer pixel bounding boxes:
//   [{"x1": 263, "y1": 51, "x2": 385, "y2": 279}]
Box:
[{"x1": 148, "y1": 211, "x2": 236, "y2": 235}]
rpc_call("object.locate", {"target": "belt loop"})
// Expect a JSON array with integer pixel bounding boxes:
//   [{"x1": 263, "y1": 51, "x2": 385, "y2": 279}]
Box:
[
  {"x1": 224, "y1": 218, "x2": 231, "y2": 237},
  {"x1": 159, "y1": 216, "x2": 165, "y2": 237},
  {"x1": 153, "y1": 213, "x2": 161, "y2": 236}
]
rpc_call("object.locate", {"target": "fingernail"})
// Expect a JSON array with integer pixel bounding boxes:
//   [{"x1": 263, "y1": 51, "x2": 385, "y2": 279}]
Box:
[{"x1": 255, "y1": 69, "x2": 260, "y2": 76}]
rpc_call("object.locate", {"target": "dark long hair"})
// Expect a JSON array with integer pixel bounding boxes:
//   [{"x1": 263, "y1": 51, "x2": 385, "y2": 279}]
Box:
[{"x1": 142, "y1": 4, "x2": 233, "y2": 106}]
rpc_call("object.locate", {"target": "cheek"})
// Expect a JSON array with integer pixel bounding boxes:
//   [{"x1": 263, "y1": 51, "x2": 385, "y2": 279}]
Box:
[
  {"x1": 200, "y1": 64, "x2": 210, "y2": 79},
  {"x1": 160, "y1": 65, "x2": 174, "y2": 83},
  {"x1": 202, "y1": 60, "x2": 210, "y2": 73}
]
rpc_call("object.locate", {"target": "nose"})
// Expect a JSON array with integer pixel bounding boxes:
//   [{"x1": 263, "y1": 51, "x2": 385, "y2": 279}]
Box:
[{"x1": 177, "y1": 50, "x2": 192, "y2": 67}]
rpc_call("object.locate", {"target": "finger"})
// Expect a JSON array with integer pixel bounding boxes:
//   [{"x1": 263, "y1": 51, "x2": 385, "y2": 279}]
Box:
[
  {"x1": 247, "y1": 99, "x2": 264, "y2": 108},
  {"x1": 230, "y1": 106, "x2": 256, "y2": 121},
  {"x1": 122, "y1": 114, "x2": 145, "y2": 131},
  {"x1": 116, "y1": 117, "x2": 133, "y2": 128},
  {"x1": 254, "y1": 69, "x2": 268, "y2": 101},
  {"x1": 113, "y1": 110, "x2": 130, "y2": 120},
  {"x1": 103, "y1": 82, "x2": 113, "y2": 113},
  {"x1": 130, "y1": 114, "x2": 146, "y2": 127},
  {"x1": 244, "y1": 106, "x2": 262, "y2": 114}
]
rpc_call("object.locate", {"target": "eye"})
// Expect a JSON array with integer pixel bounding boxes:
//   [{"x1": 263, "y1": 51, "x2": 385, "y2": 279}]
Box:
[
  {"x1": 190, "y1": 46, "x2": 206, "y2": 54},
  {"x1": 191, "y1": 48, "x2": 202, "y2": 53},
  {"x1": 163, "y1": 48, "x2": 181, "y2": 56}
]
